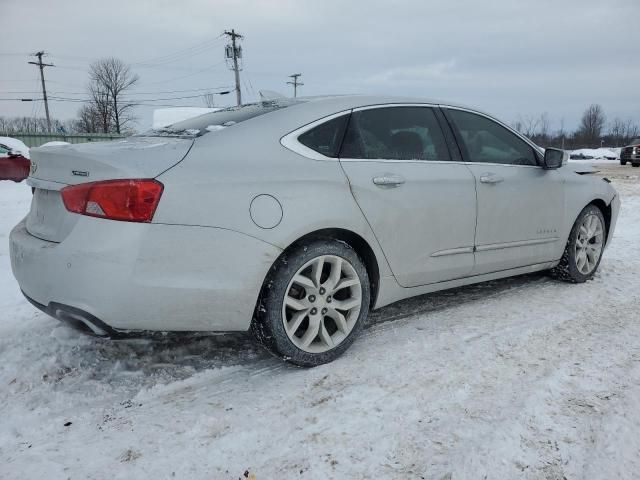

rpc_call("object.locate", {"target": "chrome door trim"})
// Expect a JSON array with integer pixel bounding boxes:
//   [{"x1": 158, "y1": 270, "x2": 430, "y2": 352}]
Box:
[
  {"x1": 475, "y1": 237, "x2": 560, "y2": 252},
  {"x1": 430, "y1": 246, "x2": 475, "y2": 257}
]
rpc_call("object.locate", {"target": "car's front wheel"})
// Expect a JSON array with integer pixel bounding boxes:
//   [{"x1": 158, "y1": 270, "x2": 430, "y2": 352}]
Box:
[
  {"x1": 551, "y1": 204, "x2": 606, "y2": 283},
  {"x1": 252, "y1": 239, "x2": 370, "y2": 367}
]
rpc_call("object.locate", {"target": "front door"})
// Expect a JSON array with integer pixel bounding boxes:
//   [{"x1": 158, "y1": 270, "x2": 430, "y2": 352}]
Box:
[
  {"x1": 444, "y1": 108, "x2": 565, "y2": 274},
  {"x1": 338, "y1": 105, "x2": 477, "y2": 287}
]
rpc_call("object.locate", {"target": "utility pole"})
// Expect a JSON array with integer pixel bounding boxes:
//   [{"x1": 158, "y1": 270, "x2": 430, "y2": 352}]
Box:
[
  {"x1": 287, "y1": 73, "x2": 303, "y2": 98},
  {"x1": 28, "y1": 51, "x2": 54, "y2": 132},
  {"x1": 224, "y1": 29, "x2": 243, "y2": 106}
]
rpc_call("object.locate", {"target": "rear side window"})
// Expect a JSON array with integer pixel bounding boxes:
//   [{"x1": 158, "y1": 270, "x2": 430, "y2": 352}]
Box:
[
  {"x1": 297, "y1": 115, "x2": 349, "y2": 158},
  {"x1": 447, "y1": 109, "x2": 537, "y2": 166},
  {"x1": 339, "y1": 106, "x2": 450, "y2": 161}
]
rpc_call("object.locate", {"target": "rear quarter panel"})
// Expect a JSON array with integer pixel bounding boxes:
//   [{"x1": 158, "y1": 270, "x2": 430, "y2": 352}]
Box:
[{"x1": 153, "y1": 106, "x2": 392, "y2": 278}]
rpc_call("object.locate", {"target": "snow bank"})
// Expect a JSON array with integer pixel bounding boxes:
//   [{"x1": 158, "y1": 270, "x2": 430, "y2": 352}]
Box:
[
  {"x1": 152, "y1": 108, "x2": 220, "y2": 129},
  {"x1": 0, "y1": 136, "x2": 30, "y2": 159},
  {"x1": 570, "y1": 147, "x2": 620, "y2": 160},
  {"x1": 40, "y1": 141, "x2": 71, "y2": 147}
]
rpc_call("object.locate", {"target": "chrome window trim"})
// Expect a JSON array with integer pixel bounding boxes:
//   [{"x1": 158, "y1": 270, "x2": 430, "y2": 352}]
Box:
[
  {"x1": 281, "y1": 102, "x2": 545, "y2": 168},
  {"x1": 352, "y1": 102, "x2": 440, "y2": 112},
  {"x1": 341, "y1": 103, "x2": 451, "y2": 163},
  {"x1": 440, "y1": 105, "x2": 545, "y2": 166},
  {"x1": 280, "y1": 109, "x2": 352, "y2": 161}
]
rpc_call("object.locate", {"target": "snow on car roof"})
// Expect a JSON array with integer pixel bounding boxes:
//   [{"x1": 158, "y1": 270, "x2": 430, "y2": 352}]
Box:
[{"x1": 0, "y1": 137, "x2": 30, "y2": 159}]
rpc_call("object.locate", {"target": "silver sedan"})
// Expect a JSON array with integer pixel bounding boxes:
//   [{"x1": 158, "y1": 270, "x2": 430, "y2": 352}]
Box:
[{"x1": 10, "y1": 96, "x2": 620, "y2": 366}]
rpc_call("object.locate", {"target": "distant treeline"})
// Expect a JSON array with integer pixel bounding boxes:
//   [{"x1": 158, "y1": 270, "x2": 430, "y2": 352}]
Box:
[{"x1": 512, "y1": 104, "x2": 638, "y2": 149}]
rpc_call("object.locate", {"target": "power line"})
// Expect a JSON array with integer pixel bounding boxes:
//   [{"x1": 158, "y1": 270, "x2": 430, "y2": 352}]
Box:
[
  {"x1": 1, "y1": 89, "x2": 233, "y2": 103},
  {"x1": 287, "y1": 73, "x2": 303, "y2": 98},
  {"x1": 0, "y1": 97, "x2": 226, "y2": 108},
  {"x1": 27, "y1": 51, "x2": 53, "y2": 131},
  {"x1": 1, "y1": 85, "x2": 234, "y2": 96},
  {"x1": 130, "y1": 35, "x2": 225, "y2": 67},
  {"x1": 223, "y1": 29, "x2": 243, "y2": 106},
  {"x1": 141, "y1": 60, "x2": 228, "y2": 85}
]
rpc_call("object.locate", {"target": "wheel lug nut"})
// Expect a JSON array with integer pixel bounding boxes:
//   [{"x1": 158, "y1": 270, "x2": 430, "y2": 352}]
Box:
[
  {"x1": 308, "y1": 295, "x2": 316, "y2": 302},
  {"x1": 326, "y1": 296, "x2": 332, "y2": 303},
  {"x1": 321, "y1": 308, "x2": 328, "y2": 314},
  {"x1": 310, "y1": 308, "x2": 318, "y2": 315},
  {"x1": 319, "y1": 287, "x2": 326, "y2": 295}
]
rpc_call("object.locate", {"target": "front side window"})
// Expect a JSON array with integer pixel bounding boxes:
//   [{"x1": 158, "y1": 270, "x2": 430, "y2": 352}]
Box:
[
  {"x1": 447, "y1": 109, "x2": 538, "y2": 166},
  {"x1": 297, "y1": 115, "x2": 349, "y2": 158},
  {"x1": 340, "y1": 106, "x2": 450, "y2": 161}
]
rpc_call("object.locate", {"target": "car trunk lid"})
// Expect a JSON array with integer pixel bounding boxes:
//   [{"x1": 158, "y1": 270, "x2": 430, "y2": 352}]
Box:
[
  {"x1": 28, "y1": 136, "x2": 193, "y2": 187},
  {"x1": 25, "y1": 137, "x2": 192, "y2": 243}
]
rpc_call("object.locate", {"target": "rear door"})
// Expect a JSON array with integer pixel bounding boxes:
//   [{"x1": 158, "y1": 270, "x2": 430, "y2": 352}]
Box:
[
  {"x1": 338, "y1": 105, "x2": 477, "y2": 287},
  {"x1": 443, "y1": 107, "x2": 564, "y2": 274}
]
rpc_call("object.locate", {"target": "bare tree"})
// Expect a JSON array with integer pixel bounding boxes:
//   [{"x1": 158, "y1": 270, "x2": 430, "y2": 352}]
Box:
[
  {"x1": 538, "y1": 112, "x2": 550, "y2": 139},
  {"x1": 75, "y1": 104, "x2": 102, "y2": 133},
  {"x1": 578, "y1": 104, "x2": 606, "y2": 146},
  {"x1": 516, "y1": 114, "x2": 541, "y2": 138},
  {"x1": 623, "y1": 118, "x2": 639, "y2": 142},
  {"x1": 88, "y1": 81, "x2": 113, "y2": 133},
  {"x1": 608, "y1": 117, "x2": 625, "y2": 140},
  {"x1": 89, "y1": 57, "x2": 139, "y2": 134},
  {"x1": 0, "y1": 116, "x2": 71, "y2": 134},
  {"x1": 202, "y1": 93, "x2": 217, "y2": 108}
]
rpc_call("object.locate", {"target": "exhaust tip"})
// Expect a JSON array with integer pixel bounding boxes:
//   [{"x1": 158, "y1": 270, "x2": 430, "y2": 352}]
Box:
[{"x1": 22, "y1": 292, "x2": 117, "y2": 337}]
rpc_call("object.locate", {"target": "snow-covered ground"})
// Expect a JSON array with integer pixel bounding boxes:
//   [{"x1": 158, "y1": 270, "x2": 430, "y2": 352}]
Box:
[{"x1": 1, "y1": 164, "x2": 640, "y2": 479}]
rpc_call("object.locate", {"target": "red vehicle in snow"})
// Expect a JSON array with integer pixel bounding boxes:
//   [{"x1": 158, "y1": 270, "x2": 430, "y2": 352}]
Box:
[{"x1": 0, "y1": 142, "x2": 30, "y2": 182}]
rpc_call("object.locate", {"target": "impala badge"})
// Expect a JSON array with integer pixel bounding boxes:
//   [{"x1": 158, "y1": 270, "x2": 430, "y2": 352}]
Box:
[{"x1": 72, "y1": 170, "x2": 90, "y2": 177}]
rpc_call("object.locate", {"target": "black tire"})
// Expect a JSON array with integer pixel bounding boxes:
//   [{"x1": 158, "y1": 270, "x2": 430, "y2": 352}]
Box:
[
  {"x1": 251, "y1": 238, "x2": 370, "y2": 367},
  {"x1": 633, "y1": 163, "x2": 640, "y2": 168},
  {"x1": 620, "y1": 160, "x2": 627, "y2": 166},
  {"x1": 550, "y1": 204, "x2": 606, "y2": 283}
]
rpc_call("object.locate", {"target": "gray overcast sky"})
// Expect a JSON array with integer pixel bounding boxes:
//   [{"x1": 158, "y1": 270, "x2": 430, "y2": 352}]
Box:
[{"x1": 1, "y1": 0, "x2": 639, "y2": 131}]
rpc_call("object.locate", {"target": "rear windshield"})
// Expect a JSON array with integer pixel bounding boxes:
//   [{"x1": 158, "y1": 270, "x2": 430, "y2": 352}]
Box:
[{"x1": 141, "y1": 99, "x2": 304, "y2": 138}]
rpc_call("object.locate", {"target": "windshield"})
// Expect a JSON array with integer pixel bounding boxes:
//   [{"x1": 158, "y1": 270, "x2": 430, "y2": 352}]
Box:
[{"x1": 141, "y1": 99, "x2": 304, "y2": 138}]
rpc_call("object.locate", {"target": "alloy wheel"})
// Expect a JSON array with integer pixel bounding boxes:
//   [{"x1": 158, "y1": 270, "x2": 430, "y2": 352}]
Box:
[
  {"x1": 282, "y1": 255, "x2": 362, "y2": 353},
  {"x1": 574, "y1": 213, "x2": 604, "y2": 275}
]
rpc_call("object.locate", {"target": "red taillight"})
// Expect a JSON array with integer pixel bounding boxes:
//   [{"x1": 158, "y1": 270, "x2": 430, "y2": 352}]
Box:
[{"x1": 61, "y1": 179, "x2": 164, "y2": 223}]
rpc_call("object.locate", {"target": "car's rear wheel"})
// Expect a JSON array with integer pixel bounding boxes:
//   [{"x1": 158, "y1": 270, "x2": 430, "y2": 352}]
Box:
[
  {"x1": 620, "y1": 159, "x2": 627, "y2": 165},
  {"x1": 633, "y1": 163, "x2": 640, "y2": 168},
  {"x1": 551, "y1": 204, "x2": 605, "y2": 283},
  {"x1": 251, "y1": 239, "x2": 370, "y2": 367}
]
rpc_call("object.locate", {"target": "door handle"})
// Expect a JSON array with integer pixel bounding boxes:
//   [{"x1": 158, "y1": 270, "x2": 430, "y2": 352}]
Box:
[
  {"x1": 372, "y1": 174, "x2": 405, "y2": 187},
  {"x1": 479, "y1": 173, "x2": 504, "y2": 184}
]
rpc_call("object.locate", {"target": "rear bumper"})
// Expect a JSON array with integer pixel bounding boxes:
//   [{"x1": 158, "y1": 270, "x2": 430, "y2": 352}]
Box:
[
  {"x1": 10, "y1": 217, "x2": 282, "y2": 332},
  {"x1": 23, "y1": 293, "x2": 118, "y2": 336}
]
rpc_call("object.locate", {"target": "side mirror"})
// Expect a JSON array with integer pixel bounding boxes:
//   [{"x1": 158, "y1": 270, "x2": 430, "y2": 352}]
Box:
[{"x1": 543, "y1": 148, "x2": 566, "y2": 169}]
